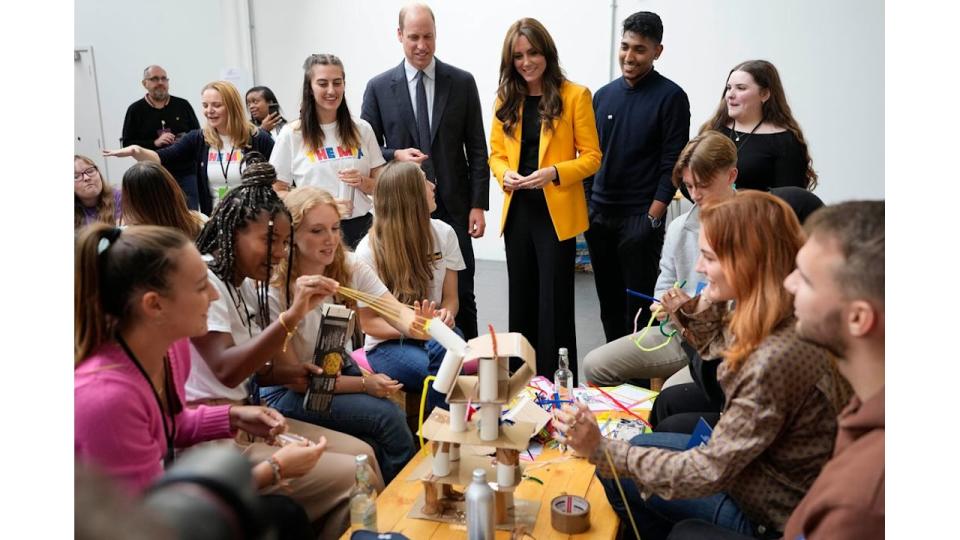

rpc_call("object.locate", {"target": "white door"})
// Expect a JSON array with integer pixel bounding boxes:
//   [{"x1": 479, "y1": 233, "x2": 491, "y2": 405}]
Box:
[{"x1": 74, "y1": 46, "x2": 111, "y2": 182}]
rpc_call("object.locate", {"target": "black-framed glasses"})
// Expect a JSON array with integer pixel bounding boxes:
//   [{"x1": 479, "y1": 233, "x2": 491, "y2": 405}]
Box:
[
  {"x1": 146, "y1": 76, "x2": 169, "y2": 83},
  {"x1": 74, "y1": 167, "x2": 98, "y2": 181}
]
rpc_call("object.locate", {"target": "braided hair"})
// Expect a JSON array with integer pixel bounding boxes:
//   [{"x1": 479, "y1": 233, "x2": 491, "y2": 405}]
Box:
[{"x1": 196, "y1": 151, "x2": 293, "y2": 331}]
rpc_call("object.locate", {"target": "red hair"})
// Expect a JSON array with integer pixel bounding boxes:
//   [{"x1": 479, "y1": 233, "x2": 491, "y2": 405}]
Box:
[{"x1": 700, "y1": 190, "x2": 805, "y2": 370}]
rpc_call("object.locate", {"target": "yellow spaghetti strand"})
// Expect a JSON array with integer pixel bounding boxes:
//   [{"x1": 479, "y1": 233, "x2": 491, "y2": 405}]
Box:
[
  {"x1": 418, "y1": 374, "x2": 437, "y2": 452},
  {"x1": 604, "y1": 445, "x2": 641, "y2": 540}
]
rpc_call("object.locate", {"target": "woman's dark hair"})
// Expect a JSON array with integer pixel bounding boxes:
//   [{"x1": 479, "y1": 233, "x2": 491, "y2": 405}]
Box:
[
  {"x1": 75, "y1": 224, "x2": 191, "y2": 364},
  {"x1": 196, "y1": 151, "x2": 292, "y2": 330},
  {"x1": 495, "y1": 18, "x2": 565, "y2": 138},
  {"x1": 299, "y1": 54, "x2": 361, "y2": 153},
  {"x1": 699, "y1": 59, "x2": 818, "y2": 190},
  {"x1": 245, "y1": 86, "x2": 285, "y2": 124},
  {"x1": 74, "y1": 154, "x2": 117, "y2": 229},
  {"x1": 121, "y1": 162, "x2": 201, "y2": 239}
]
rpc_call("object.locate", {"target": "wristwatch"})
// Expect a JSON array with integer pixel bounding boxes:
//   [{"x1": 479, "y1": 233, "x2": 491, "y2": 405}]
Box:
[{"x1": 647, "y1": 214, "x2": 663, "y2": 228}]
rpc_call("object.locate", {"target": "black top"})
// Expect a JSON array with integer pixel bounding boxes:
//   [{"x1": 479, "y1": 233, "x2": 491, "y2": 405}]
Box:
[
  {"x1": 518, "y1": 95, "x2": 542, "y2": 176},
  {"x1": 725, "y1": 127, "x2": 808, "y2": 191},
  {"x1": 122, "y1": 96, "x2": 201, "y2": 176},
  {"x1": 587, "y1": 70, "x2": 690, "y2": 217}
]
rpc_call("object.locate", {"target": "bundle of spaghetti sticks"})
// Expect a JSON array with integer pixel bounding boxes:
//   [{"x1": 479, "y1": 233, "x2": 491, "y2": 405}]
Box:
[{"x1": 336, "y1": 286, "x2": 430, "y2": 336}]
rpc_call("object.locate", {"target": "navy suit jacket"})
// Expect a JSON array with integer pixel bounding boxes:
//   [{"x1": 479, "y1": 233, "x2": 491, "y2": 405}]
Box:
[{"x1": 361, "y1": 58, "x2": 489, "y2": 225}]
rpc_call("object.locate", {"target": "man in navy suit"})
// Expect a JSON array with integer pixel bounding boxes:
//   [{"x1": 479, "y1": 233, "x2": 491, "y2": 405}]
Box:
[{"x1": 362, "y1": 2, "x2": 489, "y2": 339}]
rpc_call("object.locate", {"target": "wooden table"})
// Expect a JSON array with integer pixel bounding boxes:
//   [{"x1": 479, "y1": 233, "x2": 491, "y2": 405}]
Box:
[{"x1": 341, "y1": 446, "x2": 620, "y2": 539}]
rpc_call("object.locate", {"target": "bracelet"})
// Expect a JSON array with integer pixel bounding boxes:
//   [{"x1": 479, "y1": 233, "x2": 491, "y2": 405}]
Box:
[
  {"x1": 361, "y1": 376, "x2": 367, "y2": 393},
  {"x1": 267, "y1": 455, "x2": 283, "y2": 486},
  {"x1": 278, "y1": 311, "x2": 296, "y2": 353}
]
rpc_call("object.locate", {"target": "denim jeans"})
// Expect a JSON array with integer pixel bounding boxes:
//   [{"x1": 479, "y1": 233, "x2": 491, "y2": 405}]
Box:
[
  {"x1": 260, "y1": 363, "x2": 415, "y2": 484},
  {"x1": 366, "y1": 333, "x2": 457, "y2": 417},
  {"x1": 597, "y1": 432, "x2": 758, "y2": 540}
]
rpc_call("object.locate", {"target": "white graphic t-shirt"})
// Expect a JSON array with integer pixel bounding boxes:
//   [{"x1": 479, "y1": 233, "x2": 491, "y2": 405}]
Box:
[
  {"x1": 205, "y1": 135, "x2": 245, "y2": 209},
  {"x1": 270, "y1": 118, "x2": 386, "y2": 218}
]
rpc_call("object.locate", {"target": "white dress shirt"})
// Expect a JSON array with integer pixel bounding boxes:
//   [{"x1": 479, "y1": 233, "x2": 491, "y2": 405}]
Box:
[{"x1": 404, "y1": 58, "x2": 436, "y2": 127}]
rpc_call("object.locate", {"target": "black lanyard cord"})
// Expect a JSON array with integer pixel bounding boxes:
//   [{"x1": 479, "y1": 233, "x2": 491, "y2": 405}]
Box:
[{"x1": 116, "y1": 335, "x2": 178, "y2": 467}]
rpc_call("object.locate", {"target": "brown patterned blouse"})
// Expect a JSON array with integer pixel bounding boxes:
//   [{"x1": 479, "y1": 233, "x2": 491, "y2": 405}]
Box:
[{"x1": 589, "y1": 299, "x2": 852, "y2": 533}]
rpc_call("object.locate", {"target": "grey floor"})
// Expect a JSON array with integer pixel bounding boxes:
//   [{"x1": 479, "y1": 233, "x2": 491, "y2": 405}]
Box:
[{"x1": 473, "y1": 259, "x2": 604, "y2": 384}]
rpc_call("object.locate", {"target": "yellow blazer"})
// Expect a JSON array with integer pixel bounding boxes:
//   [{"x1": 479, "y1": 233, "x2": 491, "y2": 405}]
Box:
[{"x1": 489, "y1": 80, "x2": 602, "y2": 241}]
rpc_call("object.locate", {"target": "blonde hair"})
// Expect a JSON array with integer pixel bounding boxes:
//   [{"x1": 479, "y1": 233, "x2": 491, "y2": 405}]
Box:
[
  {"x1": 201, "y1": 81, "x2": 258, "y2": 150},
  {"x1": 700, "y1": 191, "x2": 806, "y2": 371},
  {"x1": 273, "y1": 186, "x2": 354, "y2": 309},
  {"x1": 368, "y1": 161, "x2": 435, "y2": 304}
]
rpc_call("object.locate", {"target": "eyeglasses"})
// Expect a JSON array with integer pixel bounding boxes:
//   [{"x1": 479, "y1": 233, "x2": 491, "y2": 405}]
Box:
[
  {"x1": 145, "y1": 76, "x2": 169, "y2": 83},
  {"x1": 74, "y1": 167, "x2": 98, "y2": 181}
]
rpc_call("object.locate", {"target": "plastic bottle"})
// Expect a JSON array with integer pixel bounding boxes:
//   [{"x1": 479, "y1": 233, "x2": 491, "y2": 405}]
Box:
[
  {"x1": 465, "y1": 468, "x2": 495, "y2": 540},
  {"x1": 349, "y1": 454, "x2": 377, "y2": 531}
]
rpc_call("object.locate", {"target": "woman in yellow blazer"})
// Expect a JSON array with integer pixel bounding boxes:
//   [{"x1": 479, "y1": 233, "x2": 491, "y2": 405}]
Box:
[{"x1": 489, "y1": 17, "x2": 601, "y2": 379}]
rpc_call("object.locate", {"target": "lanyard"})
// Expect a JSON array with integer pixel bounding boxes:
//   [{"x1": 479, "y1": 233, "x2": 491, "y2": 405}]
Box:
[
  {"x1": 218, "y1": 146, "x2": 236, "y2": 182},
  {"x1": 116, "y1": 335, "x2": 178, "y2": 467}
]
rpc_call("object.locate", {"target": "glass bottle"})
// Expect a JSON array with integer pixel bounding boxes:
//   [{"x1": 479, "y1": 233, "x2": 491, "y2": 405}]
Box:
[
  {"x1": 349, "y1": 454, "x2": 378, "y2": 531},
  {"x1": 554, "y1": 347, "x2": 574, "y2": 451}
]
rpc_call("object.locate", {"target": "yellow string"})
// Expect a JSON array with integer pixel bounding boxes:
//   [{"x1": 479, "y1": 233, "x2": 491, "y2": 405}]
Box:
[
  {"x1": 633, "y1": 306, "x2": 674, "y2": 352},
  {"x1": 603, "y1": 445, "x2": 641, "y2": 540},
  {"x1": 418, "y1": 374, "x2": 437, "y2": 453}
]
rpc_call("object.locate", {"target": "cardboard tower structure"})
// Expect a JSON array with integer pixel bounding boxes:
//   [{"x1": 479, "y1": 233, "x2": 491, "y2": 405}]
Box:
[{"x1": 410, "y1": 319, "x2": 542, "y2": 529}]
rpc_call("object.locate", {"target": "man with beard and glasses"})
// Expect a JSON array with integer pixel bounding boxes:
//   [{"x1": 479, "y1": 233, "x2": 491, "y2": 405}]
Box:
[{"x1": 668, "y1": 200, "x2": 885, "y2": 540}]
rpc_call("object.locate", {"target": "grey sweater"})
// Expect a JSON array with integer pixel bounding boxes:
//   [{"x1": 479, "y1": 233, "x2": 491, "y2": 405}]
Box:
[{"x1": 654, "y1": 205, "x2": 707, "y2": 299}]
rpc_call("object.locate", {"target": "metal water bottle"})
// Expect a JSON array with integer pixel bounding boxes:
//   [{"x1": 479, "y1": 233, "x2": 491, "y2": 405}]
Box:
[
  {"x1": 554, "y1": 347, "x2": 574, "y2": 451},
  {"x1": 349, "y1": 454, "x2": 378, "y2": 531},
  {"x1": 465, "y1": 468, "x2": 494, "y2": 540}
]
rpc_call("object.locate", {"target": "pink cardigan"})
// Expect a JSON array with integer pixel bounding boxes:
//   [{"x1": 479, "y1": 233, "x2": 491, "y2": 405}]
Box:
[{"x1": 75, "y1": 338, "x2": 235, "y2": 493}]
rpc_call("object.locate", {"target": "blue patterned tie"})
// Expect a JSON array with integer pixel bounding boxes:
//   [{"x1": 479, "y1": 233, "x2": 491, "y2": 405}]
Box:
[{"x1": 415, "y1": 70, "x2": 436, "y2": 181}]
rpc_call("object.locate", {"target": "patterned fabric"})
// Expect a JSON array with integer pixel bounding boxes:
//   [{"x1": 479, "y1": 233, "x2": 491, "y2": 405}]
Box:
[{"x1": 590, "y1": 298, "x2": 851, "y2": 532}]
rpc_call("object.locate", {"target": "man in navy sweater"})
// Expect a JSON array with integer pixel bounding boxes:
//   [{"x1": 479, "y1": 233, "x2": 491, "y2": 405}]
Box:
[{"x1": 585, "y1": 11, "x2": 690, "y2": 354}]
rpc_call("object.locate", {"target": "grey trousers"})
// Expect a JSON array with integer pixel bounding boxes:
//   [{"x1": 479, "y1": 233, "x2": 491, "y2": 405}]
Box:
[{"x1": 582, "y1": 329, "x2": 691, "y2": 389}]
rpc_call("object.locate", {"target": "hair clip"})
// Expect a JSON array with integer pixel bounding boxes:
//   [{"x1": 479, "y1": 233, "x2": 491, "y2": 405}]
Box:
[{"x1": 97, "y1": 227, "x2": 123, "y2": 255}]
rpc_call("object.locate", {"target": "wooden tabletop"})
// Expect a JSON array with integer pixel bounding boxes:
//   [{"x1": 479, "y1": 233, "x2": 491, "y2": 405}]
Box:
[{"x1": 341, "y1": 445, "x2": 620, "y2": 539}]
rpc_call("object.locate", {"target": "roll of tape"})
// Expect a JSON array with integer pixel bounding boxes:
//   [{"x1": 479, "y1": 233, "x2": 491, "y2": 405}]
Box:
[{"x1": 550, "y1": 494, "x2": 590, "y2": 534}]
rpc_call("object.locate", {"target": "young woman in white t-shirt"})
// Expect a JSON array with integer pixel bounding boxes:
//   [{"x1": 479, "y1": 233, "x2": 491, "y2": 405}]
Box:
[
  {"x1": 271, "y1": 54, "x2": 386, "y2": 249},
  {"x1": 355, "y1": 161, "x2": 466, "y2": 416},
  {"x1": 262, "y1": 186, "x2": 421, "y2": 483},
  {"x1": 186, "y1": 156, "x2": 384, "y2": 538}
]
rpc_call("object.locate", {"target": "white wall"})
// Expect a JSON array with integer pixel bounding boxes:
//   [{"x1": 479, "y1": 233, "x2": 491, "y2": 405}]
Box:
[
  {"x1": 74, "y1": 0, "x2": 230, "y2": 186},
  {"x1": 77, "y1": 0, "x2": 883, "y2": 260}
]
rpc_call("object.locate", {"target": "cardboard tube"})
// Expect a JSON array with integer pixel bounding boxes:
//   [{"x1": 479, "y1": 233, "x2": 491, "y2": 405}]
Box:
[
  {"x1": 479, "y1": 403, "x2": 501, "y2": 441},
  {"x1": 432, "y1": 442, "x2": 450, "y2": 477},
  {"x1": 432, "y1": 349, "x2": 463, "y2": 395},
  {"x1": 450, "y1": 443, "x2": 460, "y2": 462},
  {"x1": 479, "y1": 358, "x2": 498, "y2": 401},
  {"x1": 449, "y1": 403, "x2": 467, "y2": 432},
  {"x1": 496, "y1": 462, "x2": 515, "y2": 487},
  {"x1": 426, "y1": 318, "x2": 466, "y2": 353}
]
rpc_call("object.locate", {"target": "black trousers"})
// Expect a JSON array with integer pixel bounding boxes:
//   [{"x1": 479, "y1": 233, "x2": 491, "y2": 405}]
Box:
[
  {"x1": 584, "y1": 209, "x2": 665, "y2": 343},
  {"x1": 504, "y1": 189, "x2": 577, "y2": 380},
  {"x1": 432, "y1": 202, "x2": 478, "y2": 340}
]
